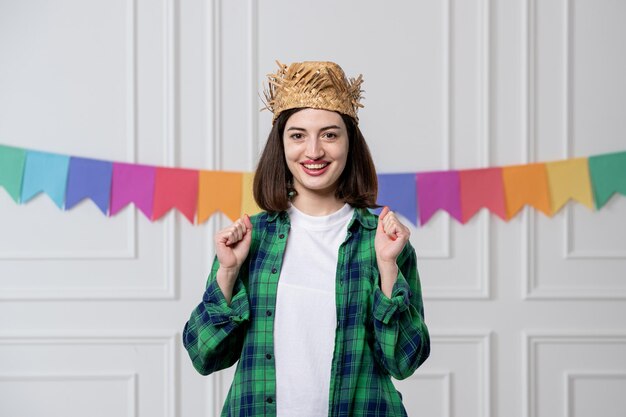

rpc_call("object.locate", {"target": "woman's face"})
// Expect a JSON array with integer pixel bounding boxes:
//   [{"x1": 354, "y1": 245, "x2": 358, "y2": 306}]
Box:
[{"x1": 283, "y1": 108, "x2": 349, "y2": 198}]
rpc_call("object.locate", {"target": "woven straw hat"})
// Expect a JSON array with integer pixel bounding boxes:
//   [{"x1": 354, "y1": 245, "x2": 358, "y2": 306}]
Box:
[{"x1": 262, "y1": 60, "x2": 364, "y2": 124}]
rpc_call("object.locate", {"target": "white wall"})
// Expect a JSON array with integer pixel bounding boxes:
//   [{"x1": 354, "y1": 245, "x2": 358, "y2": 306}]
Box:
[{"x1": 0, "y1": 0, "x2": 625, "y2": 416}]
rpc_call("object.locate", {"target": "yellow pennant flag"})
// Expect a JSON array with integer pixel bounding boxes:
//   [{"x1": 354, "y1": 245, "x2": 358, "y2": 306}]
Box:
[
  {"x1": 502, "y1": 163, "x2": 552, "y2": 218},
  {"x1": 241, "y1": 172, "x2": 262, "y2": 217},
  {"x1": 545, "y1": 157, "x2": 594, "y2": 213},
  {"x1": 197, "y1": 170, "x2": 243, "y2": 223}
]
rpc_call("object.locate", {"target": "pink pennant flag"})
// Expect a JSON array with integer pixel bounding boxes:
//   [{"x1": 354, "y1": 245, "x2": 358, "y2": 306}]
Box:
[
  {"x1": 459, "y1": 167, "x2": 507, "y2": 223},
  {"x1": 416, "y1": 170, "x2": 463, "y2": 225},
  {"x1": 110, "y1": 162, "x2": 156, "y2": 219},
  {"x1": 152, "y1": 167, "x2": 199, "y2": 223}
]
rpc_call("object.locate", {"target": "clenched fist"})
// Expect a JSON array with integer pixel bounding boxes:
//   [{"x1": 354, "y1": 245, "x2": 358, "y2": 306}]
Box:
[
  {"x1": 375, "y1": 206, "x2": 411, "y2": 298},
  {"x1": 215, "y1": 214, "x2": 253, "y2": 304}
]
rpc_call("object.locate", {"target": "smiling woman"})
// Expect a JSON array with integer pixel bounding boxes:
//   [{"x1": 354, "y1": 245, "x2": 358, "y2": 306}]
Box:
[{"x1": 183, "y1": 61, "x2": 430, "y2": 417}]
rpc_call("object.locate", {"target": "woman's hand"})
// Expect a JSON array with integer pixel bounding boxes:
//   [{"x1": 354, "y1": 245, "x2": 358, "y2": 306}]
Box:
[
  {"x1": 375, "y1": 207, "x2": 411, "y2": 297},
  {"x1": 214, "y1": 214, "x2": 253, "y2": 304},
  {"x1": 215, "y1": 214, "x2": 253, "y2": 270}
]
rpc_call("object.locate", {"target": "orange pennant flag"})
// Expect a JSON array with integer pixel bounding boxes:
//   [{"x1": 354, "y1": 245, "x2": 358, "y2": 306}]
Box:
[
  {"x1": 152, "y1": 167, "x2": 199, "y2": 223},
  {"x1": 241, "y1": 172, "x2": 262, "y2": 217},
  {"x1": 197, "y1": 171, "x2": 243, "y2": 223},
  {"x1": 501, "y1": 163, "x2": 552, "y2": 218},
  {"x1": 545, "y1": 157, "x2": 594, "y2": 213}
]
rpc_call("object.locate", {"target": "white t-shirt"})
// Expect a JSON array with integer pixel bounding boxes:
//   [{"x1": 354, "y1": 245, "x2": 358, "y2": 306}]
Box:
[{"x1": 274, "y1": 202, "x2": 355, "y2": 417}]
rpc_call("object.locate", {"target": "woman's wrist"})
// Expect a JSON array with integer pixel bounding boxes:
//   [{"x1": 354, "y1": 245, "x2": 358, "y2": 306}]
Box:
[
  {"x1": 216, "y1": 265, "x2": 240, "y2": 305},
  {"x1": 377, "y1": 259, "x2": 398, "y2": 298}
]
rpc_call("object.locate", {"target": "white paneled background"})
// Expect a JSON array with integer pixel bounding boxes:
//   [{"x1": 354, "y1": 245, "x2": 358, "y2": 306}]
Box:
[{"x1": 0, "y1": 0, "x2": 625, "y2": 416}]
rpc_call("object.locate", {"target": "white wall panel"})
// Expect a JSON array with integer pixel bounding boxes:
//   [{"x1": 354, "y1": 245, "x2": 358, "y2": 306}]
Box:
[
  {"x1": 0, "y1": 0, "x2": 179, "y2": 300},
  {"x1": 566, "y1": 372, "x2": 626, "y2": 417},
  {"x1": 0, "y1": 332, "x2": 176, "y2": 417},
  {"x1": 0, "y1": 373, "x2": 136, "y2": 417},
  {"x1": 524, "y1": 332, "x2": 626, "y2": 417},
  {"x1": 526, "y1": 0, "x2": 626, "y2": 299},
  {"x1": 394, "y1": 332, "x2": 491, "y2": 417}
]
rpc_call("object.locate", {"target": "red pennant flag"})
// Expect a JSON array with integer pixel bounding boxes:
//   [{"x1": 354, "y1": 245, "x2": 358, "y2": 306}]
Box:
[
  {"x1": 459, "y1": 167, "x2": 507, "y2": 223},
  {"x1": 152, "y1": 167, "x2": 199, "y2": 223}
]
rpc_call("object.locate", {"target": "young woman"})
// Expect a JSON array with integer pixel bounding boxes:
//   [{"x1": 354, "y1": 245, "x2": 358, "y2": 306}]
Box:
[{"x1": 183, "y1": 61, "x2": 430, "y2": 416}]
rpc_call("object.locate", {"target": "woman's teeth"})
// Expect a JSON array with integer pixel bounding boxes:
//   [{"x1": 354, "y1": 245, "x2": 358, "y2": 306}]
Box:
[{"x1": 303, "y1": 163, "x2": 328, "y2": 169}]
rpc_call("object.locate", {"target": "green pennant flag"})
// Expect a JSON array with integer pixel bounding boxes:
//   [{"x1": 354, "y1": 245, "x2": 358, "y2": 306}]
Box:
[
  {"x1": 0, "y1": 144, "x2": 26, "y2": 203},
  {"x1": 588, "y1": 151, "x2": 626, "y2": 209}
]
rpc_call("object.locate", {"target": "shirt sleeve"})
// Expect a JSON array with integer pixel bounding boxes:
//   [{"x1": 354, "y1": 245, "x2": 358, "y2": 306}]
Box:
[
  {"x1": 182, "y1": 254, "x2": 251, "y2": 375},
  {"x1": 371, "y1": 241, "x2": 430, "y2": 380}
]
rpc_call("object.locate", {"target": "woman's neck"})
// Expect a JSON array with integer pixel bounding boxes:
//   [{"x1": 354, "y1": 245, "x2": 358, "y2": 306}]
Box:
[{"x1": 289, "y1": 190, "x2": 345, "y2": 216}]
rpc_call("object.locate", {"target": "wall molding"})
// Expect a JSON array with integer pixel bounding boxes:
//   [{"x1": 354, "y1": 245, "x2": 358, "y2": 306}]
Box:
[
  {"x1": 430, "y1": 331, "x2": 492, "y2": 417},
  {"x1": 523, "y1": 331, "x2": 626, "y2": 417},
  {"x1": 564, "y1": 371, "x2": 626, "y2": 417},
  {"x1": 0, "y1": 331, "x2": 177, "y2": 417},
  {"x1": 0, "y1": 372, "x2": 137, "y2": 417}
]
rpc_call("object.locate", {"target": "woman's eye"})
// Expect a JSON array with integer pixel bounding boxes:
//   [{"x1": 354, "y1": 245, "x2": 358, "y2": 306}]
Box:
[
  {"x1": 323, "y1": 132, "x2": 337, "y2": 139},
  {"x1": 290, "y1": 133, "x2": 303, "y2": 140}
]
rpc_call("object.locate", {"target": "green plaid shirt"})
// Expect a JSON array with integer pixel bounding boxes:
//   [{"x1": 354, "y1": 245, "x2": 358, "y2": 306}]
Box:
[{"x1": 183, "y1": 207, "x2": 430, "y2": 416}]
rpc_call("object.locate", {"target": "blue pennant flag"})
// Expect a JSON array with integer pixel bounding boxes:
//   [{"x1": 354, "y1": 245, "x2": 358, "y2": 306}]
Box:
[
  {"x1": 21, "y1": 150, "x2": 70, "y2": 208},
  {"x1": 65, "y1": 157, "x2": 113, "y2": 214}
]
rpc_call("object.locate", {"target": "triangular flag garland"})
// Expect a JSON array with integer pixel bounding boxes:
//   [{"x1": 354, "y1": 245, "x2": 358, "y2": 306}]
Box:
[{"x1": 0, "y1": 143, "x2": 624, "y2": 226}]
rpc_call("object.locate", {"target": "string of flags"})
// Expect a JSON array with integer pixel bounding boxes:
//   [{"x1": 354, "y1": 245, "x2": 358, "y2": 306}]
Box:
[{"x1": 0, "y1": 143, "x2": 624, "y2": 226}]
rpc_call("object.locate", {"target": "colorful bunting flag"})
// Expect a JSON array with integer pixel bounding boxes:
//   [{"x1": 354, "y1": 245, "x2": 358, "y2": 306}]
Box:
[
  {"x1": 21, "y1": 150, "x2": 70, "y2": 208},
  {"x1": 374, "y1": 173, "x2": 418, "y2": 226},
  {"x1": 501, "y1": 163, "x2": 552, "y2": 218},
  {"x1": 0, "y1": 143, "x2": 624, "y2": 226},
  {"x1": 588, "y1": 151, "x2": 626, "y2": 209},
  {"x1": 152, "y1": 167, "x2": 199, "y2": 223},
  {"x1": 545, "y1": 157, "x2": 594, "y2": 212},
  {"x1": 459, "y1": 167, "x2": 507, "y2": 223},
  {"x1": 416, "y1": 171, "x2": 463, "y2": 225},
  {"x1": 65, "y1": 157, "x2": 113, "y2": 214},
  {"x1": 110, "y1": 162, "x2": 156, "y2": 219},
  {"x1": 0, "y1": 144, "x2": 26, "y2": 203}
]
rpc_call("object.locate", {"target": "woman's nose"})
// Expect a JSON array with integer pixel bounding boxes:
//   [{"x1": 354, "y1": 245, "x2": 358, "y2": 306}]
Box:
[{"x1": 305, "y1": 138, "x2": 323, "y2": 159}]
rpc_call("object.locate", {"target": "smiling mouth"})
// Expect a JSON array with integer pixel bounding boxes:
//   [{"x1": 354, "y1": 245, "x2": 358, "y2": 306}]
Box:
[{"x1": 301, "y1": 162, "x2": 329, "y2": 170}]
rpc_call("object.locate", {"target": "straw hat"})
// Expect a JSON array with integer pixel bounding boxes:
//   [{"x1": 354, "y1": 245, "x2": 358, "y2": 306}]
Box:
[{"x1": 262, "y1": 60, "x2": 364, "y2": 123}]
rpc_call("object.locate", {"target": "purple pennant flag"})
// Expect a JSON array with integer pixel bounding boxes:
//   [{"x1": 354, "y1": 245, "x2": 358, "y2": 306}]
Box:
[
  {"x1": 110, "y1": 162, "x2": 156, "y2": 219},
  {"x1": 374, "y1": 173, "x2": 418, "y2": 226},
  {"x1": 65, "y1": 157, "x2": 113, "y2": 214},
  {"x1": 416, "y1": 170, "x2": 463, "y2": 225}
]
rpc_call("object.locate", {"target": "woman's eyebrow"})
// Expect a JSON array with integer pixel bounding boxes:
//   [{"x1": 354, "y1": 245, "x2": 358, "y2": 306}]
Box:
[{"x1": 285, "y1": 125, "x2": 342, "y2": 131}]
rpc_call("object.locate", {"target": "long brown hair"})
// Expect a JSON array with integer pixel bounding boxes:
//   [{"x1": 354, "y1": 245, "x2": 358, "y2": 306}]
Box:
[{"x1": 253, "y1": 108, "x2": 379, "y2": 212}]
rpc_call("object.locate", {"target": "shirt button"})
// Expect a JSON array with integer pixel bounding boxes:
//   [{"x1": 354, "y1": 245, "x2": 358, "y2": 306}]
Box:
[
  {"x1": 266, "y1": 310, "x2": 272, "y2": 316},
  {"x1": 271, "y1": 268, "x2": 277, "y2": 274},
  {"x1": 279, "y1": 233, "x2": 285, "y2": 239},
  {"x1": 266, "y1": 397, "x2": 273, "y2": 404},
  {"x1": 266, "y1": 353, "x2": 272, "y2": 360}
]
